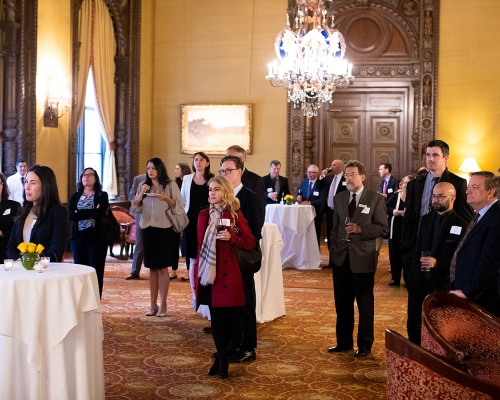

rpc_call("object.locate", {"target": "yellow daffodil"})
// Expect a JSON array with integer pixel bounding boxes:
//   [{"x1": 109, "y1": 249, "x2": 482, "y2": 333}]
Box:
[{"x1": 17, "y1": 242, "x2": 29, "y2": 253}]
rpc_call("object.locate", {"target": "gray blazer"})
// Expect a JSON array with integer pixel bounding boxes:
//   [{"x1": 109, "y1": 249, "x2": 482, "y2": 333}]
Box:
[{"x1": 330, "y1": 188, "x2": 388, "y2": 273}]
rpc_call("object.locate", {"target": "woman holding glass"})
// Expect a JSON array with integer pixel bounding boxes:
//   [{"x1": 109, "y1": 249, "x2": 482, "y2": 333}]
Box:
[
  {"x1": 181, "y1": 152, "x2": 214, "y2": 304},
  {"x1": 68, "y1": 168, "x2": 109, "y2": 298},
  {"x1": 0, "y1": 173, "x2": 21, "y2": 261},
  {"x1": 7, "y1": 165, "x2": 68, "y2": 262},
  {"x1": 131, "y1": 157, "x2": 184, "y2": 317},
  {"x1": 386, "y1": 175, "x2": 415, "y2": 287},
  {"x1": 194, "y1": 175, "x2": 255, "y2": 380}
]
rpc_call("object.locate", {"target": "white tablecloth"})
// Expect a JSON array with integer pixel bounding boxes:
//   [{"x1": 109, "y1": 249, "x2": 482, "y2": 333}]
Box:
[
  {"x1": 255, "y1": 223, "x2": 285, "y2": 323},
  {"x1": 0, "y1": 263, "x2": 105, "y2": 400},
  {"x1": 265, "y1": 204, "x2": 321, "y2": 269}
]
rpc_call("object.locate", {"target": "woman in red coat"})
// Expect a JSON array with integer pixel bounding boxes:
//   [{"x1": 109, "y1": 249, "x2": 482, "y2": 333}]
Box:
[{"x1": 194, "y1": 175, "x2": 256, "y2": 380}]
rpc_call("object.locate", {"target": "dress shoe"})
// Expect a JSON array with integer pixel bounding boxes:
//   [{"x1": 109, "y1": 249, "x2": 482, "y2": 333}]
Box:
[
  {"x1": 180, "y1": 277, "x2": 189, "y2": 281},
  {"x1": 321, "y1": 264, "x2": 333, "y2": 269},
  {"x1": 327, "y1": 345, "x2": 353, "y2": 353},
  {"x1": 218, "y1": 357, "x2": 229, "y2": 380},
  {"x1": 388, "y1": 280, "x2": 400, "y2": 287},
  {"x1": 354, "y1": 348, "x2": 371, "y2": 358},
  {"x1": 157, "y1": 310, "x2": 167, "y2": 317},
  {"x1": 228, "y1": 349, "x2": 256, "y2": 363},
  {"x1": 202, "y1": 326, "x2": 212, "y2": 334},
  {"x1": 146, "y1": 306, "x2": 159, "y2": 316},
  {"x1": 125, "y1": 273, "x2": 140, "y2": 280},
  {"x1": 208, "y1": 357, "x2": 219, "y2": 376},
  {"x1": 169, "y1": 275, "x2": 177, "y2": 280}
]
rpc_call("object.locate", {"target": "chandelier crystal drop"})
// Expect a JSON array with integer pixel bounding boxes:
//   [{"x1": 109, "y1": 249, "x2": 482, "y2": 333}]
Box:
[{"x1": 265, "y1": 0, "x2": 353, "y2": 118}]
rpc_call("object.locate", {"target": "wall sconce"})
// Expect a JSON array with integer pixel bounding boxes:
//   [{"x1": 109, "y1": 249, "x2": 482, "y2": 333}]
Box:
[
  {"x1": 43, "y1": 73, "x2": 70, "y2": 128},
  {"x1": 458, "y1": 157, "x2": 481, "y2": 173}
]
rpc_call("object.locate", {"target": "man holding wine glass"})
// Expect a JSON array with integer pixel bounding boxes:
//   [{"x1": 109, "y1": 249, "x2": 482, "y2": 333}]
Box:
[{"x1": 327, "y1": 160, "x2": 388, "y2": 358}]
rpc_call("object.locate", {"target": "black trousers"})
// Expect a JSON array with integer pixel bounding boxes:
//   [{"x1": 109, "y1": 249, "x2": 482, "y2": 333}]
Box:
[
  {"x1": 407, "y1": 278, "x2": 434, "y2": 345},
  {"x1": 326, "y1": 208, "x2": 334, "y2": 262},
  {"x1": 231, "y1": 272, "x2": 257, "y2": 351},
  {"x1": 209, "y1": 306, "x2": 238, "y2": 359},
  {"x1": 388, "y1": 238, "x2": 406, "y2": 284},
  {"x1": 332, "y1": 253, "x2": 375, "y2": 350}
]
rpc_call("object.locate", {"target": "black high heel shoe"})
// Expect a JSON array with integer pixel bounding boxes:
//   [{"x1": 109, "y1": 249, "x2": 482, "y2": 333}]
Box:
[
  {"x1": 218, "y1": 357, "x2": 229, "y2": 380},
  {"x1": 208, "y1": 357, "x2": 219, "y2": 376}
]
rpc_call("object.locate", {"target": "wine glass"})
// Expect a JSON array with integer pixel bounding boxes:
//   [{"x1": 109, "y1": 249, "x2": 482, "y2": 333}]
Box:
[
  {"x1": 342, "y1": 217, "x2": 351, "y2": 241},
  {"x1": 216, "y1": 218, "x2": 226, "y2": 234}
]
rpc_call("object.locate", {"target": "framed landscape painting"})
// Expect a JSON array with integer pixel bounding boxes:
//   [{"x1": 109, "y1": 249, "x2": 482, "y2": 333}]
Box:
[{"x1": 181, "y1": 104, "x2": 252, "y2": 155}]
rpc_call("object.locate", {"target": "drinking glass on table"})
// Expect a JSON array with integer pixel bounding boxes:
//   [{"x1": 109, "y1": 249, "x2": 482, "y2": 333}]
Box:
[
  {"x1": 342, "y1": 217, "x2": 351, "y2": 241},
  {"x1": 4, "y1": 259, "x2": 13, "y2": 271},
  {"x1": 421, "y1": 251, "x2": 432, "y2": 272}
]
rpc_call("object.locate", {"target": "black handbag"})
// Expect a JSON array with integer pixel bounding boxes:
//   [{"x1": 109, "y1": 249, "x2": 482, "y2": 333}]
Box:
[
  {"x1": 236, "y1": 240, "x2": 262, "y2": 274},
  {"x1": 101, "y1": 208, "x2": 121, "y2": 244}
]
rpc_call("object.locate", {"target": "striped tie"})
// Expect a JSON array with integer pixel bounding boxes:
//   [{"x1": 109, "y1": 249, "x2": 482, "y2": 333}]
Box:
[{"x1": 449, "y1": 213, "x2": 479, "y2": 282}]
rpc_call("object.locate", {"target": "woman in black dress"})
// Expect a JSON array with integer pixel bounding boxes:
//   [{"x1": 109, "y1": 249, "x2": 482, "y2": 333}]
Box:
[
  {"x1": 180, "y1": 152, "x2": 214, "y2": 306},
  {"x1": 0, "y1": 173, "x2": 21, "y2": 261}
]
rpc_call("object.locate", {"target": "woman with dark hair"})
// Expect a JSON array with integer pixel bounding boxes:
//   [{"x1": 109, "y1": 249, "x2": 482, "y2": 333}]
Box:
[
  {"x1": 67, "y1": 168, "x2": 109, "y2": 297},
  {"x1": 0, "y1": 173, "x2": 21, "y2": 261},
  {"x1": 131, "y1": 157, "x2": 184, "y2": 317},
  {"x1": 7, "y1": 165, "x2": 68, "y2": 262},
  {"x1": 181, "y1": 152, "x2": 214, "y2": 293},
  {"x1": 195, "y1": 175, "x2": 255, "y2": 380},
  {"x1": 174, "y1": 163, "x2": 192, "y2": 190}
]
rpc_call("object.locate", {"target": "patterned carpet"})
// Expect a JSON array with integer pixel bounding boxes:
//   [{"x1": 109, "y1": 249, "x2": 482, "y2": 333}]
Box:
[{"x1": 93, "y1": 243, "x2": 408, "y2": 399}]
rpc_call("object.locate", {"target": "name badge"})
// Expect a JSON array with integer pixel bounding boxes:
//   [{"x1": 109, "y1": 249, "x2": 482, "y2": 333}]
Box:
[
  {"x1": 388, "y1": 188, "x2": 393, "y2": 193},
  {"x1": 342, "y1": 181, "x2": 347, "y2": 186},
  {"x1": 359, "y1": 204, "x2": 367, "y2": 208},
  {"x1": 3, "y1": 208, "x2": 11, "y2": 215},
  {"x1": 361, "y1": 207, "x2": 371, "y2": 214},
  {"x1": 313, "y1": 191, "x2": 319, "y2": 196},
  {"x1": 221, "y1": 219, "x2": 231, "y2": 226},
  {"x1": 267, "y1": 187, "x2": 273, "y2": 193},
  {"x1": 450, "y1": 226, "x2": 462, "y2": 235}
]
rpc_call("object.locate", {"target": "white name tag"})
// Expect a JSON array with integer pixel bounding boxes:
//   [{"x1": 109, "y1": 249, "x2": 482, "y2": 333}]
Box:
[
  {"x1": 313, "y1": 191, "x2": 319, "y2": 196},
  {"x1": 267, "y1": 187, "x2": 273, "y2": 193},
  {"x1": 359, "y1": 204, "x2": 367, "y2": 208},
  {"x1": 450, "y1": 226, "x2": 462, "y2": 235},
  {"x1": 342, "y1": 181, "x2": 347, "y2": 186},
  {"x1": 388, "y1": 188, "x2": 393, "y2": 193},
  {"x1": 221, "y1": 219, "x2": 231, "y2": 226},
  {"x1": 3, "y1": 208, "x2": 11, "y2": 215},
  {"x1": 361, "y1": 207, "x2": 371, "y2": 214}
]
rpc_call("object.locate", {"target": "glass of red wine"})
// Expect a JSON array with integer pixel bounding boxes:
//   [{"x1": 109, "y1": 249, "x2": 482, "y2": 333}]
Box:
[
  {"x1": 342, "y1": 217, "x2": 351, "y2": 241},
  {"x1": 216, "y1": 218, "x2": 226, "y2": 234}
]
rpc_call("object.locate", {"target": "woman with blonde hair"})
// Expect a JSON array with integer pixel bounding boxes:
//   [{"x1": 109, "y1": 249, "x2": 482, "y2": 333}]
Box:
[{"x1": 194, "y1": 175, "x2": 255, "y2": 380}]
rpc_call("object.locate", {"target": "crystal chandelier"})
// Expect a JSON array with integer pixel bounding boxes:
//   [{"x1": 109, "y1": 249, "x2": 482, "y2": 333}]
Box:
[{"x1": 265, "y1": 0, "x2": 353, "y2": 118}]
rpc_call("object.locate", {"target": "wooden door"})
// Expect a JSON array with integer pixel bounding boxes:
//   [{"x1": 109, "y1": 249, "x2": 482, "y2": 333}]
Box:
[{"x1": 322, "y1": 86, "x2": 412, "y2": 191}]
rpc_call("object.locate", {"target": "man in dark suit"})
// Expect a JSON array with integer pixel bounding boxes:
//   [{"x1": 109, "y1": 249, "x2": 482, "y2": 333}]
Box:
[
  {"x1": 296, "y1": 164, "x2": 322, "y2": 244},
  {"x1": 327, "y1": 160, "x2": 388, "y2": 358},
  {"x1": 378, "y1": 163, "x2": 399, "y2": 202},
  {"x1": 406, "y1": 182, "x2": 468, "y2": 344},
  {"x1": 219, "y1": 155, "x2": 264, "y2": 362},
  {"x1": 400, "y1": 140, "x2": 474, "y2": 276},
  {"x1": 450, "y1": 171, "x2": 500, "y2": 317},
  {"x1": 318, "y1": 159, "x2": 347, "y2": 265},
  {"x1": 125, "y1": 173, "x2": 147, "y2": 280},
  {"x1": 262, "y1": 160, "x2": 290, "y2": 205},
  {"x1": 226, "y1": 145, "x2": 266, "y2": 210}
]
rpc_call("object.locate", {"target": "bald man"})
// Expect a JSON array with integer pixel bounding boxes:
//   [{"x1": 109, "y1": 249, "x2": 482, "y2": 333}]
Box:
[{"x1": 406, "y1": 182, "x2": 469, "y2": 344}]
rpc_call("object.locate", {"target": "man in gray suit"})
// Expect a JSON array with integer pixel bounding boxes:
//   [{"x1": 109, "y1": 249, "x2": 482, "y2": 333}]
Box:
[
  {"x1": 327, "y1": 160, "x2": 388, "y2": 357},
  {"x1": 125, "y1": 173, "x2": 146, "y2": 280}
]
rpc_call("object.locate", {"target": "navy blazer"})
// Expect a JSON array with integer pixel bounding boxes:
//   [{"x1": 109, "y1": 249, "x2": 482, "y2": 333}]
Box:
[
  {"x1": 318, "y1": 173, "x2": 347, "y2": 214},
  {"x1": 262, "y1": 174, "x2": 290, "y2": 205},
  {"x1": 298, "y1": 178, "x2": 321, "y2": 208},
  {"x1": 453, "y1": 201, "x2": 500, "y2": 316},
  {"x1": 237, "y1": 186, "x2": 264, "y2": 240},
  {"x1": 406, "y1": 210, "x2": 468, "y2": 294},
  {"x1": 400, "y1": 169, "x2": 474, "y2": 254},
  {"x1": 7, "y1": 203, "x2": 69, "y2": 262},
  {"x1": 378, "y1": 175, "x2": 399, "y2": 202}
]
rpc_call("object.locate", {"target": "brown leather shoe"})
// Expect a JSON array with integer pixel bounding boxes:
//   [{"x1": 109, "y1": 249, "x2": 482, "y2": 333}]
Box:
[{"x1": 125, "y1": 273, "x2": 140, "y2": 280}]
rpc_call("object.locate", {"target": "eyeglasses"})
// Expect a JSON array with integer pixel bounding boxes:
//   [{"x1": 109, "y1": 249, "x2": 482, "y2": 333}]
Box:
[
  {"x1": 82, "y1": 173, "x2": 95, "y2": 178},
  {"x1": 431, "y1": 194, "x2": 451, "y2": 200},
  {"x1": 218, "y1": 168, "x2": 236, "y2": 175},
  {"x1": 344, "y1": 173, "x2": 359, "y2": 178},
  {"x1": 307, "y1": 170, "x2": 318, "y2": 174}
]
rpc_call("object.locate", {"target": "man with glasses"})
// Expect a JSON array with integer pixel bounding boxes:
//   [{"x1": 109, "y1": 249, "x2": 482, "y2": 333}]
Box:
[
  {"x1": 406, "y1": 182, "x2": 468, "y2": 344},
  {"x1": 218, "y1": 155, "x2": 263, "y2": 363},
  {"x1": 7, "y1": 157, "x2": 28, "y2": 205},
  {"x1": 297, "y1": 164, "x2": 322, "y2": 244},
  {"x1": 262, "y1": 160, "x2": 290, "y2": 205},
  {"x1": 327, "y1": 160, "x2": 388, "y2": 358},
  {"x1": 400, "y1": 140, "x2": 474, "y2": 282}
]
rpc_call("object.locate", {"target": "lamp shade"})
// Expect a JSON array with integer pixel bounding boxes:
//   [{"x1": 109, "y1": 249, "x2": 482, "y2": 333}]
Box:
[{"x1": 458, "y1": 157, "x2": 481, "y2": 173}]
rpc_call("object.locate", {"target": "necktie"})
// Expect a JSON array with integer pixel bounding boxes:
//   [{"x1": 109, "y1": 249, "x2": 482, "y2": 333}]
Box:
[
  {"x1": 274, "y1": 178, "x2": 280, "y2": 196},
  {"x1": 308, "y1": 181, "x2": 314, "y2": 199},
  {"x1": 383, "y1": 180, "x2": 387, "y2": 194},
  {"x1": 327, "y1": 175, "x2": 337, "y2": 209},
  {"x1": 348, "y1": 193, "x2": 357, "y2": 218},
  {"x1": 449, "y1": 213, "x2": 479, "y2": 282},
  {"x1": 21, "y1": 176, "x2": 25, "y2": 185}
]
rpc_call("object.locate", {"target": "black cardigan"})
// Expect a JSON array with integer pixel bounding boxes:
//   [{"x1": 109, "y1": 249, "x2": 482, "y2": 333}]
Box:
[{"x1": 67, "y1": 190, "x2": 109, "y2": 240}]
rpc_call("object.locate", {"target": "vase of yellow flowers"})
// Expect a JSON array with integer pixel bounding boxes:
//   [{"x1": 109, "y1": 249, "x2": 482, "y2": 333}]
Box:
[
  {"x1": 284, "y1": 194, "x2": 294, "y2": 205},
  {"x1": 17, "y1": 242, "x2": 45, "y2": 270}
]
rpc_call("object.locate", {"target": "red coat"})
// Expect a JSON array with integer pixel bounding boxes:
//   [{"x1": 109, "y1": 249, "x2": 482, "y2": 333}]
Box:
[{"x1": 194, "y1": 207, "x2": 256, "y2": 308}]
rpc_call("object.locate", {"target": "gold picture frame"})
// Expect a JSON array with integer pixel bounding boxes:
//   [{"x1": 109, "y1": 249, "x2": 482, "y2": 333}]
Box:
[{"x1": 181, "y1": 104, "x2": 252, "y2": 155}]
